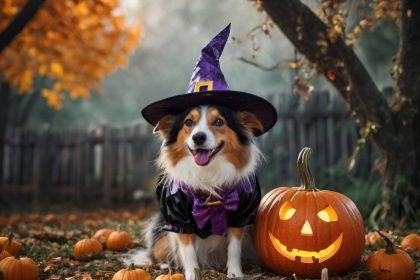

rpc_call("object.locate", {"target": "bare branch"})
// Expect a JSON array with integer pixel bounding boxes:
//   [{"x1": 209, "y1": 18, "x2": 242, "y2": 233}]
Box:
[
  {"x1": 237, "y1": 57, "x2": 289, "y2": 71},
  {"x1": 261, "y1": 0, "x2": 396, "y2": 152}
]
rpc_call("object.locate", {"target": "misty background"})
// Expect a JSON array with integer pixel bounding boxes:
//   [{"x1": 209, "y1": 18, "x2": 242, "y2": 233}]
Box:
[{"x1": 25, "y1": 0, "x2": 398, "y2": 129}]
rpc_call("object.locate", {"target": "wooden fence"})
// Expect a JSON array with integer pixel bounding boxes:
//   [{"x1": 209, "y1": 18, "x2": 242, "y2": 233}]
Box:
[
  {"x1": 259, "y1": 91, "x2": 373, "y2": 188},
  {"x1": 0, "y1": 91, "x2": 374, "y2": 210},
  {"x1": 0, "y1": 123, "x2": 159, "y2": 210}
]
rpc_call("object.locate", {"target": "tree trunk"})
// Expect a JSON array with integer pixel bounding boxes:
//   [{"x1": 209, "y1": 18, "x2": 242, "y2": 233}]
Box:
[
  {"x1": 0, "y1": 81, "x2": 12, "y2": 183},
  {"x1": 375, "y1": 0, "x2": 420, "y2": 228},
  {"x1": 0, "y1": 0, "x2": 46, "y2": 53},
  {"x1": 379, "y1": 0, "x2": 420, "y2": 227},
  {"x1": 261, "y1": 0, "x2": 419, "y2": 227}
]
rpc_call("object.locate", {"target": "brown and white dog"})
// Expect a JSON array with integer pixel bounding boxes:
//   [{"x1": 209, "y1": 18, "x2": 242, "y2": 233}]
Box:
[{"x1": 141, "y1": 104, "x2": 264, "y2": 280}]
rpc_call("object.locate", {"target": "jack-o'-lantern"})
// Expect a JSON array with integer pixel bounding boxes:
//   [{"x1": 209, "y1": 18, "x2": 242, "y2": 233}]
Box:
[{"x1": 255, "y1": 148, "x2": 365, "y2": 278}]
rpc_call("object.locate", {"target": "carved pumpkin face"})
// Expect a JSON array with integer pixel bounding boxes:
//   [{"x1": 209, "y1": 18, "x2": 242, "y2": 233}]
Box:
[
  {"x1": 269, "y1": 195, "x2": 343, "y2": 264},
  {"x1": 255, "y1": 148, "x2": 365, "y2": 278}
]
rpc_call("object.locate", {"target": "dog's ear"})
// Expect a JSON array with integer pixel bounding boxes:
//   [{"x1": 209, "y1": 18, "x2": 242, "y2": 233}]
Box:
[
  {"x1": 236, "y1": 111, "x2": 264, "y2": 136},
  {"x1": 153, "y1": 115, "x2": 176, "y2": 139}
]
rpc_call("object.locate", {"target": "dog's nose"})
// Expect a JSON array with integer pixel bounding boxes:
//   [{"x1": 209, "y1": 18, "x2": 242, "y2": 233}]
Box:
[{"x1": 192, "y1": 132, "x2": 207, "y2": 145}]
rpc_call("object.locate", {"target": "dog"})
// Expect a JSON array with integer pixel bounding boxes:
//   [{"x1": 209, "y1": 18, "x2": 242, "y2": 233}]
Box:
[
  {"x1": 137, "y1": 24, "x2": 277, "y2": 280},
  {"x1": 144, "y1": 104, "x2": 265, "y2": 279}
]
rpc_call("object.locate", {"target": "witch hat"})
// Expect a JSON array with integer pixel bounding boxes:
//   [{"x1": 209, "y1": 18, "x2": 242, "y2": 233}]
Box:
[{"x1": 141, "y1": 24, "x2": 277, "y2": 136}]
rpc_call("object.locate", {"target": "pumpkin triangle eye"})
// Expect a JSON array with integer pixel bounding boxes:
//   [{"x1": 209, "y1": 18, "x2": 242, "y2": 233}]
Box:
[
  {"x1": 317, "y1": 205, "x2": 338, "y2": 222},
  {"x1": 279, "y1": 201, "x2": 296, "y2": 220}
]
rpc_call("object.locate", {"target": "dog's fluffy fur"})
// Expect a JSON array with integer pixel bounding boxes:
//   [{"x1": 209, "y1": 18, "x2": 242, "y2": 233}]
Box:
[{"x1": 130, "y1": 105, "x2": 263, "y2": 280}]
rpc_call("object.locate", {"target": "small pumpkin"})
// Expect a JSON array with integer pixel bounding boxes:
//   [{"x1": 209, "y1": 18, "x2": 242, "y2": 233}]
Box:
[
  {"x1": 112, "y1": 264, "x2": 150, "y2": 280},
  {"x1": 44, "y1": 213, "x2": 58, "y2": 223},
  {"x1": 0, "y1": 233, "x2": 22, "y2": 256},
  {"x1": 400, "y1": 233, "x2": 420, "y2": 251},
  {"x1": 255, "y1": 148, "x2": 365, "y2": 278},
  {"x1": 94, "y1": 228, "x2": 114, "y2": 246},
  {"x1": 0, "y1": 256, "x2": 39, "y2": 280},
  {"x1": 0, "y1": 245, "x2": 12, "y2": 261},
  {"x1": 106, "y1": 226, "x2": 133, "y2": 251},
  {"x1": 155, "y1": 273, "x2": 185, "y2": 280},
  {"x1": 365, "y1": 230, "x2": 391, "y2": 245},
  {"x1": 366, "y1": 231, "x2": 415, "y2": 280},
  {"x1": 73, "y1": 237, "x2": 103, "y2": 260}
]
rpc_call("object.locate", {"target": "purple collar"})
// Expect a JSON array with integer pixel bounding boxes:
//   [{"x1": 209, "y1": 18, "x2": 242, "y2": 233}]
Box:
[{"x1": 170, "y1": 178, "x2": 254, "y2": 236}]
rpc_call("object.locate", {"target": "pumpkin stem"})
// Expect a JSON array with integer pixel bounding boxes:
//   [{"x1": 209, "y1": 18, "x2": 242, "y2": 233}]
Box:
[
  {"x1": 297, "y1": 147, "x2": 318, "y2": 191},
  {"x1": 128, "y1": 263, "x2": 135, "y2": 270},
  {"x1": 14, "y1": 249, "x2": 21, "y2": 259},
  {"x1": 8, "y1": 232, "x2": 14, "y2": 246},
  {"x1": 376, "y1": 230, "x2": 395, "y2": 254},
  {"x1": 117, "y1": 224, "x2": 121, "y2": 232}
]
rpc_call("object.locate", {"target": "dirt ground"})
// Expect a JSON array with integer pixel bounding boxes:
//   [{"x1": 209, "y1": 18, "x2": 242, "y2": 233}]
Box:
[{"x1": 0, "y1": 209, "x2": 418, "y2": 279}]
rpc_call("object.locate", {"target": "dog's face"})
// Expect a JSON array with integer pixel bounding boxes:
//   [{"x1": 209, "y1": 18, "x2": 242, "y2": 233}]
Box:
[{"x1": 154, "y1": 105, "x2": 263, "y2": 191}]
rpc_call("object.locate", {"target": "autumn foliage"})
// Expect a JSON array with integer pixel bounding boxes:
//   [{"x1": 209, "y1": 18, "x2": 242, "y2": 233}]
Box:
[{"x1": 0, "y1": 0, "x2": 141, "y2": 110}]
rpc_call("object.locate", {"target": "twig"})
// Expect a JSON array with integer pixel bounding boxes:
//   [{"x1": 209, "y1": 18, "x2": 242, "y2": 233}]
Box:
[{"x1": 236, "y1": 57, "x2": 288, "y2": 71}]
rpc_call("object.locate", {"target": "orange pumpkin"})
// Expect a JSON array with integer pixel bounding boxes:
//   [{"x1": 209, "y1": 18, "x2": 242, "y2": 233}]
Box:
[
  {"x1": 106, "y1": 227, "x2": 133, "y2": 251},
  {"x1": 112, "y1": 264, "x2": 150, "y2": 280},
  {"x1": 0, "y1": 245, "x2": 12, "y2": 261},
  {"x1": 255, "y1": 148, "x2": 365, "y2": 278},
  {"x1": 0, "y1": 256, "x2": 39, "y2": 280},
  {"x1": 73, "y1": 238, "x2": 103, "y2": 260},
  {"x1": 0, "y1": 233, "x2": 22, "y2": 256},
  {"x1": 400, "y1": 233, "x2": 420, "y2": 251},
  {"x1": 366, "y1": 231, "x2": 415, "y2": 280},
  {"x1": 155, "y1": 273, "x2": 185, "y2": 280},
  {"x1": 365, "y1": 230, "x2": 391, "y2": 245},
  {"x1": 94, "y1": 229, "x2": 114, "y2": 246}
]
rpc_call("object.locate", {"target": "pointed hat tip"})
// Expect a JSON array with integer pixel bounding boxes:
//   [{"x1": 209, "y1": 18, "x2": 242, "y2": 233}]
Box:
[
  {"x1": 187, "y1": 24, "x2": 232, "y2": 92},
  {"x1": 202, "y1": 23, "x2": 231, "y2": 60},
  {"x1": 217, "y1": 23, "x2": 231, "y2": 41}
]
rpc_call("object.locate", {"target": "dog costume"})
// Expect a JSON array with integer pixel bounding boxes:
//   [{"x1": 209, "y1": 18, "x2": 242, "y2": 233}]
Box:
[{"x1": 142, "y1": 24, "x2": 277, "y2": 238}]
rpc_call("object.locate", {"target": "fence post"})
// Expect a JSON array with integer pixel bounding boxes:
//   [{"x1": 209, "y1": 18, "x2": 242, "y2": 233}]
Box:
[
  {"x1": 102, "y1": 125, "x2": 112, "y2": 205},
  {"x1": 32, "y1": 125, "x2": 49, "y2": 210}
]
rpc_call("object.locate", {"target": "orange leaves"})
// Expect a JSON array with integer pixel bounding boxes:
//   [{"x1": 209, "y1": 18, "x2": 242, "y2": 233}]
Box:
[
  {"x1": 326, "y1": 69, "x2": 336, "y2": 81},
  {"x1": 74, "y1": 2, "x2": 90, "y2": 17},
  {"x1": 42, "y1": 89, "x2": 64, "y2": 110},
  {"x1": 373, "y1": 0, "x2": 400, "y2": 21},
  {"x1": 1, "y1": 3, "x2": 18, "y2": 16},
  {"x1": 50, "y1": 62, "x2": 64, "y2": 76},
  {"x1": 0, "y1": 0, "x2": 141, "y2": 110}
]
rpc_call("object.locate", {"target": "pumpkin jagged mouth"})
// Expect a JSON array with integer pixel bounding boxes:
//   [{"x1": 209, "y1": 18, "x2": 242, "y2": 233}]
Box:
[{"x1": 268, "y1": 232, "x2": 343, "y2": 264}]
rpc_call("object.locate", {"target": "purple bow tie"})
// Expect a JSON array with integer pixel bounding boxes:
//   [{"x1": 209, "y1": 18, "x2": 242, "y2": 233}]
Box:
[
  {"x1": 171, "y1": 179, "x2": 253, "y2": 236},
  {"x1": 192, "y1": 187, "x2": 239, "y2": 235}
]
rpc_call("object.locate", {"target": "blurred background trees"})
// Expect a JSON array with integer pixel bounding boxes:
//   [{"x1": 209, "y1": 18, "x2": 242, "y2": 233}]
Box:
[{"x1": 0, "y1": 0, "x2": 140, "y2": 183}]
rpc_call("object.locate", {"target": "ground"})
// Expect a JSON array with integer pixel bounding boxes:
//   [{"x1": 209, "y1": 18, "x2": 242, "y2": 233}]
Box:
[{"x1": 0, "y1": 209, "x2": 418, "y2": 280}]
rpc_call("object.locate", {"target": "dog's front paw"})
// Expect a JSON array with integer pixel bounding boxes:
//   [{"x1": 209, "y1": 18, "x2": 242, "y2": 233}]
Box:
[
  {"x1": 185, "y1": 268, "x2": 200, "y2": 280},
  {"x1": 227, "y1": 268, "x2": 244, "y2": 279}
]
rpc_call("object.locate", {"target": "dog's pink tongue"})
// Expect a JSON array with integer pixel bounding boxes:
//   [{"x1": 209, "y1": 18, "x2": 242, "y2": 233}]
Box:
[{"x1": 194, "y1": 150, "x2": 211, "y2": 166}]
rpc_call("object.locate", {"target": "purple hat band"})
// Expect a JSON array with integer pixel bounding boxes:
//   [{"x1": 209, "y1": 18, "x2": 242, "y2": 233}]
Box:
[{"x1": 187, "y1": 24, "x2": 230, "y2": 93}]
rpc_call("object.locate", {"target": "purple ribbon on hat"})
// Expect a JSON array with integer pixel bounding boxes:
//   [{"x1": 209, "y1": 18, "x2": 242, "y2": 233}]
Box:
[{"x1": 171, "y1": 178, "x2": 253, "y2": 236}]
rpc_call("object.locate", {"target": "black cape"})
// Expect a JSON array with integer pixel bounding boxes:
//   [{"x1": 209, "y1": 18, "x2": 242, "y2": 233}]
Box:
[{"x1": 156, "y1": 176, "x2": 261, "y2": 239}]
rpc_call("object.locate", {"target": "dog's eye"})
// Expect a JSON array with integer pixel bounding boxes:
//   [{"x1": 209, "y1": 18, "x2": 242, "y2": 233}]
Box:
[
  {"x1": 214, "y1": 119, "x2": 224, "y2": 127},
  {"x1": 184, "y1": 119, "x2": 193, "y2": 127}
]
